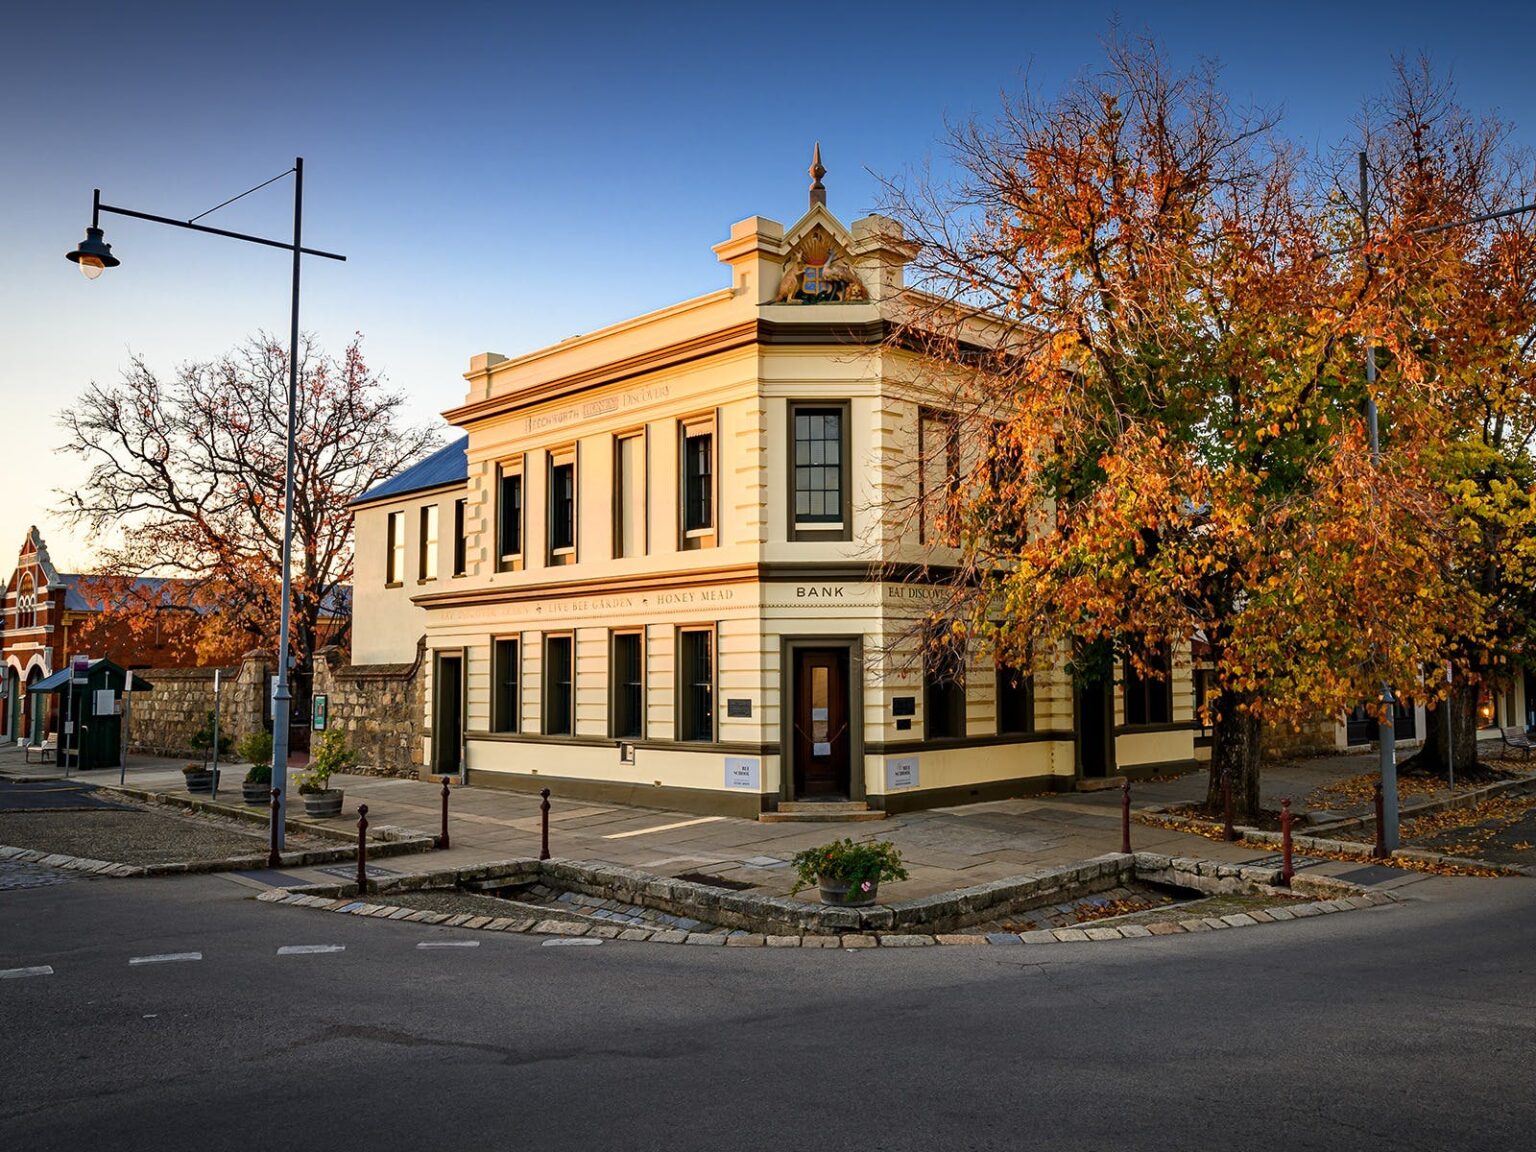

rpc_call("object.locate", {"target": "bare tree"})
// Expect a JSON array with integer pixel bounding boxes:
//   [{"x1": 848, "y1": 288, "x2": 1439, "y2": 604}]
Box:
[{"x1": 57, "y1": 333, "x2": 438, "y2": 689}]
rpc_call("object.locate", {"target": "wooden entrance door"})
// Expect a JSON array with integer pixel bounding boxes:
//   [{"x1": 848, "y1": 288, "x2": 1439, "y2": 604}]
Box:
[{"x1": 793, "y1": 648, "x2": 850, "y2": 798}]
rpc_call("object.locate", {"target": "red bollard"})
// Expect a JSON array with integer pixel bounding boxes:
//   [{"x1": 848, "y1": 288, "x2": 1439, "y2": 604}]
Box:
[
  {"x1": 1280, "y1": 798, "x2": 1294, "y2": 887},
  {"x1": 439, "y1": 776, "x2": 451, "y2": 851},
  {"x1": 356, "y1": 804, "x2": 370, "y2": 893},
  {"x1": 1120, "y1": 778, "x2": 1132, "y2": 855},
  {"x1": 268, "y1": 788, "x2": 281, "y2": 868},
  {"x1": 1373, "y1": 782, "x2": 1387, "y2": 858},
  {"x1": 539, "y1": 787, "x2": 551, "y2": 861},
  {"x1": 1222, "y1": 768, "x2": 1235, "y2": 842}
]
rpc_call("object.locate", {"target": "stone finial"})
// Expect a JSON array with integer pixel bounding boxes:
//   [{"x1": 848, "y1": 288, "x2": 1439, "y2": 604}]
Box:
[{"x1": 809, "y1": 142, "x2": 826, "y2": 209}]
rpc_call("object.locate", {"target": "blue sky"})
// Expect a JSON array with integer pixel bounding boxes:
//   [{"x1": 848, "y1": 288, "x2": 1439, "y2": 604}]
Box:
[{"x1": 4, "y1": 0, "x2": 1533, "y2": 568}]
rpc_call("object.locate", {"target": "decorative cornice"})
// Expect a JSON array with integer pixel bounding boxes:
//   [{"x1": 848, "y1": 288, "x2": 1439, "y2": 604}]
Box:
[
  {"x1": 441, "y1": 319, "x2": 897, "y2": 430},
  {"x1": 409, "y1": 561, "x2": 959, "y2": 611}
]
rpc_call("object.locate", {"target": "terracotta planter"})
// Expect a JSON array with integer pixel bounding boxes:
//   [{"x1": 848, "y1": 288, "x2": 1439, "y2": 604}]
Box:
[
  {"x1": 818, "y1": 878, "x2": 878, "y2": 906},
  {"x1": 301, "y1": 789, "x2": 344, "y2": 818},
  {"x1": 183, "y1": 771, "x2": 213, "y2": 794}
]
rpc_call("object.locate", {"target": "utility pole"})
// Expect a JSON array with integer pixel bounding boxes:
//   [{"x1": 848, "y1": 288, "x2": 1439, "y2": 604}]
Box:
[{"x1": 1360, "y1": 151, "x2": 1400, "y2": 851}]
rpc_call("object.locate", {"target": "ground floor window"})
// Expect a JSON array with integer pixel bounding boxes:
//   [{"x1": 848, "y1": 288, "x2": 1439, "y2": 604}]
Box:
[
  {"x1": 677, "y1": 628, "x2": 714, "y2": 742},
  {"x1": 611, "y1": 631, "x2": 643, "y2": 739},
  {"x1": 1123, "y1": 648, "x2": 1173, "y2": 726},
  {"x1": 492, "y1": 637, "x2": 519, "y2": 732},
  {"x1": 996, "y1": 663, "x2": 1033, "y2": 735},
  {"x1": 544, "y1": 635, "x2": 573, "y2": 735},
  {"x1": 924, "y1": 630, "x2": 966, "y2": 740}
]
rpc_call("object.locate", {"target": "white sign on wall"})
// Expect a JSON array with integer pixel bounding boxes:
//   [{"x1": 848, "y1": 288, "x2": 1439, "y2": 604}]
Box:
[
  {"x1": 885, "y1": 756, "x2": 920, "y2": 790},
  {"x1": 94, "y1": 689, "x2": 115, "y2": 716},
  {"x1": 724, "y1": 757, "x2": 761, "y2": 790}
]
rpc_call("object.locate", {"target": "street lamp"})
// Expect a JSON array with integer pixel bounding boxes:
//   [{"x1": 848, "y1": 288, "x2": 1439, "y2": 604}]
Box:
[{"x1": 65, "y1": 159, "x2": 345, "y2": 854}]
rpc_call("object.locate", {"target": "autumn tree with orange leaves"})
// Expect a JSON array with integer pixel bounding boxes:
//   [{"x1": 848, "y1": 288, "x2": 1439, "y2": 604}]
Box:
[
  {"x1": 885, "y1": 38, "x2": 1488, "y2": 817},
  {"x1": 1354, "y1": 61, "x2": 1536, "y2": 777},
  {"x1": 57, "y1": 334, "x2": 437, "y2": 698}
]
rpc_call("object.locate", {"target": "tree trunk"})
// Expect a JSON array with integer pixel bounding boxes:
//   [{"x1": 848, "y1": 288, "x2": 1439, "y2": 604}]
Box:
[
  {"x1": 1402, "y1": 677, "x2": 1480, "y2": 779},
  {"x1": 1206, "y1": 691, "x2": 1262, "y2": 820}
]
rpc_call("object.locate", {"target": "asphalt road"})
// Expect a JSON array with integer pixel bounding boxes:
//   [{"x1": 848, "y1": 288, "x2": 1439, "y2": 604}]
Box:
[{"x1": 1, "y1": 869, "x2": 1533, "y2": 1151}]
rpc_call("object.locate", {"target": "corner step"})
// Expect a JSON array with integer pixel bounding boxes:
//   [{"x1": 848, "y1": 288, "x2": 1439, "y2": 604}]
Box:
[{"x1": 759, "y1": 801, "x2": 887, "y2": 823}]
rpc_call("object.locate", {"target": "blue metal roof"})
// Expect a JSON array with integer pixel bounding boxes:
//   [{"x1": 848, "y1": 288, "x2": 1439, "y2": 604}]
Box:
[
  {"x1": 351, "y1": 437, "x2": 468, "y2": 507},
  {"x1": 60, "y1": 574, "x2": 350, "y2": 618}
]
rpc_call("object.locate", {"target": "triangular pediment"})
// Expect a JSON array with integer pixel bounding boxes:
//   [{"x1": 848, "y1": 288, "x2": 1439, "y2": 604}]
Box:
[
  {"x1": 783, "y1": 202, "x2": 851, "y2": 251},
  {"x1": 770, "y1": 204, "x2": 870, "y2": 305},
  {"x1": 17, "y1": 526, "x2": 61, "y2": 587}
]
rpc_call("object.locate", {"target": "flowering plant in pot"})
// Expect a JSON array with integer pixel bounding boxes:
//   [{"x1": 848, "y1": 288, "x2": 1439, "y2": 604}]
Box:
[
  {"x1": 296, "y1": 730, "x2": 355, "y2": 818},
  {"x1": 789, "y1": 838, "x2": 908, "y2": 906}
]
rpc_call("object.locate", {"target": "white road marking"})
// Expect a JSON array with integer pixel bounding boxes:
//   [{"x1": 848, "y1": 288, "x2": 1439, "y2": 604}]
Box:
[
  {"x1": 603, "y1": 816, "x2": 725, "y2": 840},
  {"x1": 277, "y1": 945, "x2": 345, "y2": 955},
  {"x1": 417, "y1": 940, "x2": 480, "y2": 949},
  {"x1": 542, "y1": 937, "x2": 603, "y2": 947},
  {"x1": 129, "y1": 952, "x2": 202, "y2": 965},
  {"x1": 0, "y1": 966, "x2": 54, "y2": 979}
]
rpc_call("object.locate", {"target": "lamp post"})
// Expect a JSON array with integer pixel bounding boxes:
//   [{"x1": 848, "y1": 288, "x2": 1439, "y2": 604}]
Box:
[{"x1": 66, "y1": 159, "x2": 345, "y2": 851}]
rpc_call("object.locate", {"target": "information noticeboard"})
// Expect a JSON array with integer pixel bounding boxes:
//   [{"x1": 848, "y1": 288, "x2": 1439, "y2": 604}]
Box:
[
  {"x1": 724, "y1": 757, "x2": 760, "y2": 789},
  {"x1": 884, "y1": 756, "x2": 919, "y2": 790}
]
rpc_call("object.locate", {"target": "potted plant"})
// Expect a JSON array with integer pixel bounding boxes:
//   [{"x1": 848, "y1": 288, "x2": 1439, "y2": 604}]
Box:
[
  {"x1": 236, "y1": 732, "x2": 275, "y2": 805},
  {"x1": 297, "y1": 729, "x2": 355, "y2": 817},
  {"x1": 790, "y1": 837, "x2": 909, "y2": 906},
  {"x1": 182, "y1": 762, "x2": 214, "y2": 794},
  {"x1": 189, "y1": 709, "x2": 232, "y2": 767}
]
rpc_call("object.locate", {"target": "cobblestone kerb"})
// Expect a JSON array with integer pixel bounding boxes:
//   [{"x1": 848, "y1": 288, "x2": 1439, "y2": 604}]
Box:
[
  {"x1": 0, "y1": 788, "x2": 435, "y2": 878},
  {"x1": 0, "y1": 837, "x2": 422, "y2": 878},
  {"x1": 257, "y1": 850, "x2": 1395, "y2": 947},
  {"x1": 95, "y1": 785, "x2": 435, "y2": 855}
]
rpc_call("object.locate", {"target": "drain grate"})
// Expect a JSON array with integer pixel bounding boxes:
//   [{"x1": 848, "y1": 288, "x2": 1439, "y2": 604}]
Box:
[{"x1": 315, "y1": 863, "x2": 402, "y2": 880}]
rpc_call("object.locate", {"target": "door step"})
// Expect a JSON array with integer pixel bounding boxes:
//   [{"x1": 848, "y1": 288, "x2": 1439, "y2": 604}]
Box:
[{"x1": 759, "y1": 801, "x2": 887, "y2": 823}]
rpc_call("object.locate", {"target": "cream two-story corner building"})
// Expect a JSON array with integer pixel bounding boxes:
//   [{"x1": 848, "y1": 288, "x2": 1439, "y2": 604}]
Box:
[{"x1": 351, "y1": 156, "x2": 1199, "y2": 817}]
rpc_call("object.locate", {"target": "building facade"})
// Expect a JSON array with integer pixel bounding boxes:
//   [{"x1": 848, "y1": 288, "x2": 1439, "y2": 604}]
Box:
[{"x1": 352, "y1": 165, "x2": 1207, "y2": 815}]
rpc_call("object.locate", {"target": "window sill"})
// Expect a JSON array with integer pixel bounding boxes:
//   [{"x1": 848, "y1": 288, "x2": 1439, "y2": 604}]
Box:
[{"x1": 385, "y1": 581, "x2": 404, "y2": 590}]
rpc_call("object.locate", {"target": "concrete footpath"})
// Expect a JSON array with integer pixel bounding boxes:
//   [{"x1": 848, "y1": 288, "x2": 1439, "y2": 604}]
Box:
[{"x1": 1, "y1": 743, "x2": 1461, "y2": 901}]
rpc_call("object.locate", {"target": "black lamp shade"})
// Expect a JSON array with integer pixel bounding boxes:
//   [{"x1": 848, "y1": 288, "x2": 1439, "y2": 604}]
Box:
[{"x1": 66, "y1": 226, "x2": 119, "y2": 271}]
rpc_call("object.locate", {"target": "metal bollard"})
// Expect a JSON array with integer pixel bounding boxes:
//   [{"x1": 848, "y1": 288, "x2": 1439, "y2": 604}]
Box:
[
  {"x1": 539, "y1": 787, "x2": 551, "y2": 861},
  {"x1": 1222, "y1": 768, "x2": 1235, "y2": 842},
  {"x1": 1120, "y1": 778, "x2": 1132, "y2": 855},
  {"x1": 1373, "y1": 782, "x2": 1387, "y2": 858},
  {"x1": 356, "y1": 804, "x2": 370, "y2": 893},
  {"x1": 268, "y1": 788, "x2": 282, "y2": 868},
  {"x1": 1280, "y1": 798, "x2": 1294, "y2": 887},
  {"x1": 439, "y1": 776, "x2": 451, "y2": 851}
]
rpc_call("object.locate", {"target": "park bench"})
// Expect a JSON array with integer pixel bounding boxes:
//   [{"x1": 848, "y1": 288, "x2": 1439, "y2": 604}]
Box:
[
  {"x1": 1499, "y1": 726, "x2": 1535, "y2": 762},
  {"x1": 23, "y1": 734, "x2": 56, "y2": 764}
]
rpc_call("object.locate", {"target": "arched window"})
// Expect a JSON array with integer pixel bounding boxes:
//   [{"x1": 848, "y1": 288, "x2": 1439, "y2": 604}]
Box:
[{"x1": 16, "y1": 574, "x2": 36, "y2": 629}]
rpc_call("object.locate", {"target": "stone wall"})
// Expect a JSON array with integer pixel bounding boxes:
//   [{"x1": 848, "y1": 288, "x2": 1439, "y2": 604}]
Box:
[
  {"x1": 126, "y1": 644, "x2": 423, "y2": 771},
  {"x1": 311, "y1": 636, "x2": 425, "y2": 778},
  {"x1": 125, "y1": 655, "x2": 269, "y2": 758},
  {"x1": 1261, "y1": 715, "x2": 1340, "y2": 760}
]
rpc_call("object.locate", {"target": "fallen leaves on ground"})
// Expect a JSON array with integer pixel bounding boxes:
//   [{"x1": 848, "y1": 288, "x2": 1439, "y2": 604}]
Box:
[
  {"x1": 1306, "y1": 771, "x2": 1456, "y2": 811},
  {"x1": 1132, "y1": 811, "x2": 1508, "y2": 876},
  {"x1": 1397, "y1": 793, "x2": 1536, "y2": 859}
]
